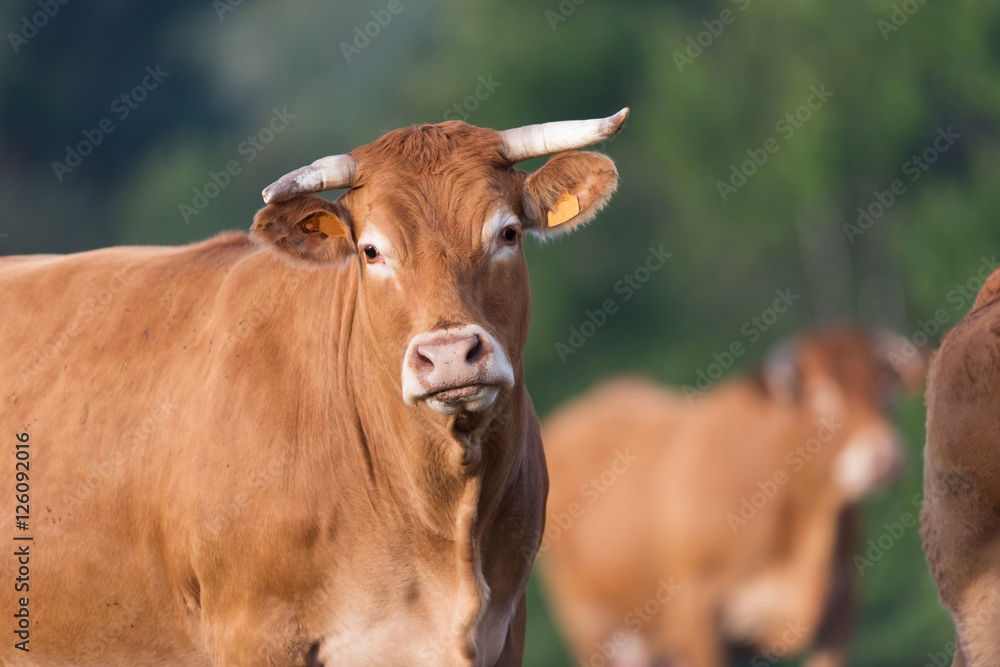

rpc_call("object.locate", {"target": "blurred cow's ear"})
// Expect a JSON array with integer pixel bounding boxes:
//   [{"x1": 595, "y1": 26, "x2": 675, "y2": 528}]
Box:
[
  {"x1": 762, "y1": 338, "x2": 801, "y2": 404},
  {"x1": 521, "y1": 151, "x2": 618, "y2": 238},
  {"x1": 876, "y1": 330, "x2": 929, "y2": 394},
  {"x1": 251, "y1": 195, "x2": 355, "y2": 265}
]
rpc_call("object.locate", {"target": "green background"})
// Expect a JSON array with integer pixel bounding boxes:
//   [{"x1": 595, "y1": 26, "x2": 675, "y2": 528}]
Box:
[{"x1": 3, "y1": 0, "x2": 994, "y2": 663}]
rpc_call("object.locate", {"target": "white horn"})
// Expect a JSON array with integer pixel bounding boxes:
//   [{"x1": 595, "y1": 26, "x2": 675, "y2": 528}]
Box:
[
  {"x1": 500, "y1": 107, "x2": 629, "y2": 163},
  {"x1": 261, "y1": 154, "x2": 357, "y2": 204}
]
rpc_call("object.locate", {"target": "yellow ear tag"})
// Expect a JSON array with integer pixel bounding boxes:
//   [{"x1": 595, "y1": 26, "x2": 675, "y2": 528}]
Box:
[
  {"x1": 547, "y1": 192, "x2": 580, "y2": 227},
  {"x1": 303, "y1": 211, "x2": 348, "y2": 238}
]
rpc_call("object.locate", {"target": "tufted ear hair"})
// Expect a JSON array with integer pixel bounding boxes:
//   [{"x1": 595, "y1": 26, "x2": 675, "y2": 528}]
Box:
[
  {"x1": 251, "y1": 195, "x2": 355, "y2": 265},
  {"x1": 520, "y1": 151, "x2": 619, "y2": 238}
]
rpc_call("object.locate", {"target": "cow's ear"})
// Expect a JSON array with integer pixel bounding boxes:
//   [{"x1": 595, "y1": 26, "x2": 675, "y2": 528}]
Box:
[
  {"x1": 762, "y1": 338, "x2": 801, "y2": 404},
  {"x1": 251, "y1": 195, "x2": 355, "y2": 265},
  {"x1": 876, "y1": 330, "x2": 929, "y2": 394},
  {"x1": 521, "y1": 151, "x2": 618, "y2": 238}
]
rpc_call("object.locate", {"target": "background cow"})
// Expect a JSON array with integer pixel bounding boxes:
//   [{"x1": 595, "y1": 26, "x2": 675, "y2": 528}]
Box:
[
  {"x1": 539, "y1": 327, "x2": 923, "y2": 667},
  {"x1": 0, "y1": 110, "x2": 626, "y2": 666},
  {"x1": 923, "y1": 270, "x2": 1000, "y2": 666}
]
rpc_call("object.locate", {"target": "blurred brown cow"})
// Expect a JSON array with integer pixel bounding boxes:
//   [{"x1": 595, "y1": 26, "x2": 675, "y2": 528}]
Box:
[
  {"x1": 539, "y1": 327, "x2": 924, "y2": 667},
  {"x1": 923, "y1": 270, "x2": 1000, "y2": 666}
]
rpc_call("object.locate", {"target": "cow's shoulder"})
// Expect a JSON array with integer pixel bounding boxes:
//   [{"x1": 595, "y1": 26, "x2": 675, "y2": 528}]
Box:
[
  {"x1": 973, "y1": 266, "x2": 1000, "y2": 311},
  {"x1": 926, "y1": 272, "x2": 1000, "y2": 517},
  {"x1": 933, "y1": 280, "x2": 1000, "y2": 406}
]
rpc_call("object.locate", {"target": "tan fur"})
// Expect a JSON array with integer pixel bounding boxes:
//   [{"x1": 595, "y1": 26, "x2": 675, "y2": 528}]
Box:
[
  {"x1": 0, "y1": 119, "x2": 619, "y2": 666},
  {"x1": 923, "y1": 266, "x2": 1000, "y2": 666},
  {"x1": 540, "y1": 328, "x2": 910, "y2": 667}
]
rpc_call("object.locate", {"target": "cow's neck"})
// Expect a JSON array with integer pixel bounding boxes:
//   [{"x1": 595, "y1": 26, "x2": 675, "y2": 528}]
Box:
[{"x1": 332, "y1": 265, "x2": 526, "y2": 541}]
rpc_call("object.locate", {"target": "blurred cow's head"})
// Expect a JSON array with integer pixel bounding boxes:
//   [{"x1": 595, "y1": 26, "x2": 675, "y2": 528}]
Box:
[
  {"x1": 761, "y1": 327, "x2": 925, "y2": 502},
  {"x1": 251, "y1": 111, "x2": 626, "y2": 418}
]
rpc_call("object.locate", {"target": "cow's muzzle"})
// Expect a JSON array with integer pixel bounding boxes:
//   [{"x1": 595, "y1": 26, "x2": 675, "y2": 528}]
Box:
[
  {"x1": 401, "y1": 325, "x2": 515, "y2": 415},
  {"x1": 834, "y1": 424, "x2": 906, "y2": 501}
]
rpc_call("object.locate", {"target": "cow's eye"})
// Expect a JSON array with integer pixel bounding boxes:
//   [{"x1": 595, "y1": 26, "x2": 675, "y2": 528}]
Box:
[
  {"x1": 500, "y1": 225, "x2": 520, "y2": 246},
  {"x1": 363, "y1": 245, "x2": 380, "y2": 263}
]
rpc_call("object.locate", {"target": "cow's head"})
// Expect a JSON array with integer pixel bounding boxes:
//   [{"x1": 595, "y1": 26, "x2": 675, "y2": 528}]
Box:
[
  {"x1": 251, "y1": 110, "x2": 626, "y2": 418},
  {"x1": 761, "y1": 327, "x2": 925, "y2": 502}
]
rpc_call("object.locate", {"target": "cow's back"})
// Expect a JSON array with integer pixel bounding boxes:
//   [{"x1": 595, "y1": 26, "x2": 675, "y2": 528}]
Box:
[{"x1": 0, "y1": 233, "x2": 303, "y2": 665}]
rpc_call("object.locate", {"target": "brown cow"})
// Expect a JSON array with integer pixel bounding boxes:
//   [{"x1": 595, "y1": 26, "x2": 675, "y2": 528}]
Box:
[
  {"x1": 540, "y1": 327, "x2": 921, "y2": 667},
  {"x1": 922, "y1": 269, "x2": 1000, "y2": 666},
  {"x1": 0, "y1": 110, "x2": 627, "y2": 666}
]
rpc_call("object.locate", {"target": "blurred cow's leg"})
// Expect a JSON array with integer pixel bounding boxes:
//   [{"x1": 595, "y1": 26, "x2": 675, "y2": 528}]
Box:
[
  {"x1": 539, "y1": 568, "x2": 617, "y2": 665},
  {"x1": 803, "y1": 508, "x2": 859, "y2": 667},
  {"x1": 663, "y1": 596, "x2": 722, "y2": 667}
]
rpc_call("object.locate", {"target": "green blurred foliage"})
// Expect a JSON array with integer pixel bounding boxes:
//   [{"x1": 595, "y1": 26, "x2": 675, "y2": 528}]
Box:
[{"x1": 3, "y1": 0, "x2": 997, "y2": 663}]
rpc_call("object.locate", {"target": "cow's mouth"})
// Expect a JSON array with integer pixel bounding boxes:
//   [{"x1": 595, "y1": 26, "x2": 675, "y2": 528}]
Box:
[{"x1": 424, "y1": 384, "x2": 500, "y2": 415}]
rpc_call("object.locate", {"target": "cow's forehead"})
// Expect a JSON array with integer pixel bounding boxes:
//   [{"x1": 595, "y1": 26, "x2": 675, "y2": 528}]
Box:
[
  {"x1": 351, "y1": 121, "x2": 508, "y2": 177},
  {"x1": 346, "y1": 123, "x2": 520, "y2": 251},
  {"x1": 350, "y1": 181, "x2": 515, "y2": 264},
  {"x1": 799, "y1": 331, "x2": 886, "y2": 393}
]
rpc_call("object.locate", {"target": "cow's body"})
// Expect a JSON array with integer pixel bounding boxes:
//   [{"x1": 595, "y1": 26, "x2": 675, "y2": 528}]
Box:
[
  {"x1": 0, "y1": 237, "x2": 541, "y2": 665},
  {"x1": 539, "y1": 329, "x2": 912, "y2": 667},
  {"x1": 923, "y1": 269, "x2": 1000, "y2": 666},
  {"x1": 0, "y1": 112, "x2": 627, "y2": 666}
]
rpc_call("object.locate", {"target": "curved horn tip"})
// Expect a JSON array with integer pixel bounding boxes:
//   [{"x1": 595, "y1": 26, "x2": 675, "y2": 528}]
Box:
[
  {"x1": 261, "y1": 182, "x2": 291, "y2": 204},
  {"x1": 262, "y1": 179, "x2": 297, "y2": 205},
  {"x1": 606, "y1": 107, "x2": 630, "y2": 135}
]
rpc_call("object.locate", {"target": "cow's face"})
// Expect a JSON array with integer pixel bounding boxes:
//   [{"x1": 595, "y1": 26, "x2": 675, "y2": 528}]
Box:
[
  {"x1": 763, "y1": 329, "x2": 925, "y2": 501},
  {"x1": 251, "y1": 119, "x2": 621, "y2": 419}
]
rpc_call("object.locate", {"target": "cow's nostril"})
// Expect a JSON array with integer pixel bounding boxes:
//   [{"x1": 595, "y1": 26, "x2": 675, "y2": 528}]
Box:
[
  {"x1": 466, "y1": 336, "x2": 483, "y2": 364},
  {"x1": 415, "y1": 348, "x2": 435, "y2": 369}
]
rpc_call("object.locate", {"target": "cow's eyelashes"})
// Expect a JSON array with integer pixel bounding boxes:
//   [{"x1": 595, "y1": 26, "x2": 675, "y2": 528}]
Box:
[
  {"x1": 499, "y1": 225, "x2": 521, "y2": 247},
  {"x1": 363, "y1": 245, "x2": 381, "y2": 263}
]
